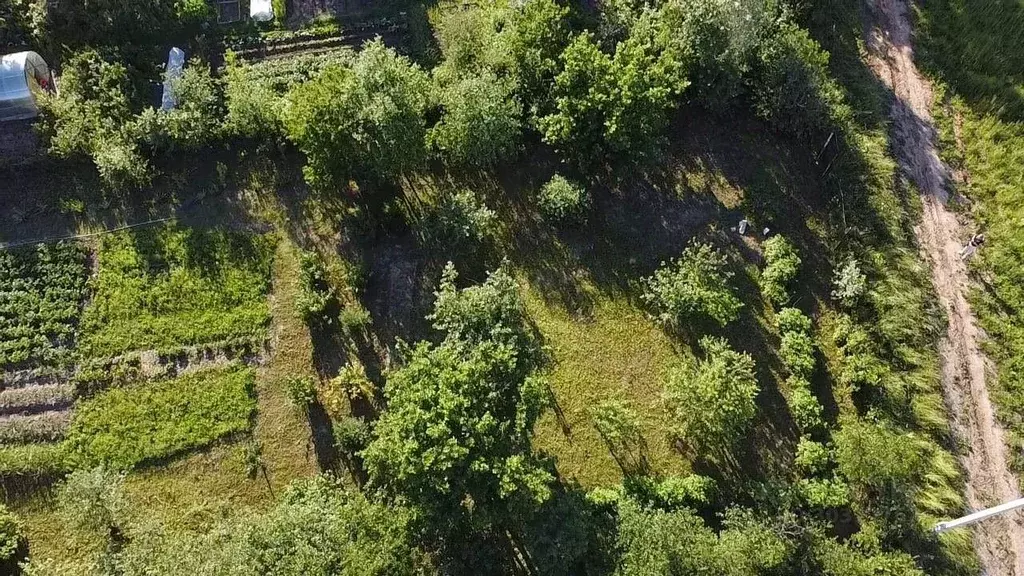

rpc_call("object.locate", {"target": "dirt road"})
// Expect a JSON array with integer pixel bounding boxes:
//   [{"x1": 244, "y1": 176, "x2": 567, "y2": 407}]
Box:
[{"x1": 864, "y1": 0, "x2": 1024, "y2": 573}]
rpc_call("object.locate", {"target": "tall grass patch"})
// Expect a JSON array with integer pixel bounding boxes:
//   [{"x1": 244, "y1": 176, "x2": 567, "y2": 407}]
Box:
[
  {"x1": 78, "y1": 225, "x2": 275, "y2": 358},
  {"x1": 63, "y1": 364, "x2": 256, "y2": 469}
]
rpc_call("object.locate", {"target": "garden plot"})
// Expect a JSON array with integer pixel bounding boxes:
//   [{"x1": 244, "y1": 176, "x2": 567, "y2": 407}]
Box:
[{"x1": 0, "y1": 225, "x2": 275, "y2": 477}]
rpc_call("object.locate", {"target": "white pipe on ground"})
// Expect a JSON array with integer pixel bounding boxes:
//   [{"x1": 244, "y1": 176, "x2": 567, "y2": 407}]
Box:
[{"x1": 934, "y1": 498, "x2": 1024, "y2": 533}]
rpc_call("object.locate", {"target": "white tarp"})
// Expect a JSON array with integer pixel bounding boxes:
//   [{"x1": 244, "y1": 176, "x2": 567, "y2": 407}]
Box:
[
  {"x1": 0, "y1": 51, "x2": 50, "y2": 122},
  {"x1": 160, "y1": 47, "x2": 186, "y2": 111},
  {"x1": 250, "y1": 0, "x2": 274, "y2": 22}
]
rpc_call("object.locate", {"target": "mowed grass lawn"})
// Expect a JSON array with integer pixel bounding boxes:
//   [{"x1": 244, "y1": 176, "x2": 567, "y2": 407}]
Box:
[{"x1": 527, "y1": 284, "x2": 691, "y2": 487}]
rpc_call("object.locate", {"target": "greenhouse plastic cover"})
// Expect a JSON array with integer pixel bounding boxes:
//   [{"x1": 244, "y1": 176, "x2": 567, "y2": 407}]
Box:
[
  {"x1": 161, "y1": 47, "x2": 186, "y2": 111},
  {"x1": 251, "y1": 0, "x2": 274, "y2": 22},
  {"x1": 0, "y1": 51, "x2": 49, "y2": 122}
]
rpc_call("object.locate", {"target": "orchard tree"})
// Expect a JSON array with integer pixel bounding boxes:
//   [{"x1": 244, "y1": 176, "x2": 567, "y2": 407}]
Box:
[
  {"x1": 616, "y1": 500, "x2": 725, "y2": 574},
  {"x1": 663, "y1": 336, "x2": 758, "y2": 453},
  {"x1": 539, "y1": 9, "x2": 689, "y2": 167},
  {"x1": 363, "y1": 265, "x2": 551, "y2": 527},
  {"x1": 642, "y1": 241, "x2": 742, "y2": 327},
  {"x1": 429, "y1": 70, "x2": 522, "y2": 167},
  {"x1": 283, "y1": 40, "x2": 429, "y2": 189}
]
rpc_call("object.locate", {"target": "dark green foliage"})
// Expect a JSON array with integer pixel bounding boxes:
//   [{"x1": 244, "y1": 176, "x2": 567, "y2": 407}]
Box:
[
  {"x1": 283, "y1": 40, "x2": 429, "y2": 188},
  {"x1": 760, "y1": 235, "x2": 801, "y2": 306},
  {"x1": 0, "y1": 241, "x2": 89, "y2": 370},
  {"x1": 429, "y1": 70, "x2": 522, "y2": 166},
  {"x1": 642, "y1": 242, "x2": 742, "y2": 327},
  {"x1": 79, "y1": 225, "x2": 274, "y2": 358},
  {"x1": 64, "y1": 365, "x2": 256, "y2": 469},
  {"x1": 538, "y1": 174, "x2": 589, "y2": 224},
  {"x1": 663, "y1": 336, "x2": 758, "y2": 452}
]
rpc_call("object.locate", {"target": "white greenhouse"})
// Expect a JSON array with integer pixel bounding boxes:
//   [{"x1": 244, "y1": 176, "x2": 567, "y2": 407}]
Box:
[{"x1": 0, "y1": 51, "x2": 52, "y2": 122}]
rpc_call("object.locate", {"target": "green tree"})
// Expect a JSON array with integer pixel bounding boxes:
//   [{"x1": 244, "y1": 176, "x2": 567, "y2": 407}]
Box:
[
  {"x1": 538, "y1": 174, "x2": 590, "y2": 224},
  {"x1": 539, "y1": 10, "x2": 689, "y2": 166},
  {"x1": 616, "y1": 500, "x2": 725, "y2": 575},
  {"x1": 642, "y1": 242, "x2": 742, "y2": 327},
  {"x1": 429, "y1": 70, "x2": 522, "y2": 166},
  {"x1": 663, "y1": 336, "x2": 758, "y2": 453},
  {"x1": 284, "y1": 40, "x2": 429, "y2": 189},
  {"x1": 363, "y1": 265, "x2": 551, "y2": 527}
]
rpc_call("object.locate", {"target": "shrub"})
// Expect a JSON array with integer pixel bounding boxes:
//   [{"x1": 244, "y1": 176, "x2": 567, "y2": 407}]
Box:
[
  {"x1": 642, "y1": 242, "x2": 742, "y2": 327},
  {"x1": 794, "y1": 437, "x2": 829, "y2": 475},
  {"x1": 656, "y1": 475, "x2": 717, "y2": 508},
  {"x1": 57, "y1": 467, "x2": 129, "y2": 540},
  {"x1": 832, "y1": 258, "x2": 867, "y2": 308},
  {"x1": 591, "y1": 399, "x2": 642, "y2": 448},
  {"x1": 333, "y1": 415, "x2": 370, "y2": 453},
  {"x1": 775, "y1": 307, "x2": 812, "y2": 334},
  {"x1": 64, "y1": 365, "x2": 257, "y2": 469},
  {"x1": 798, "y1": 477, "x2": 850, "y2": 509},
  {"x1": 0, "y1": 503, "x2": 23, "y2": 565},
  {"x1": 663, "y1": 336, "x2": 758, "y2": 452},
  {"x1": 296, "y1": 250, "x2": 336, "y2": 325},
  {"x1": 780, "y1": 329, "x2": 816, "y2": 379},
  {"x1": 338, "y1": 303, "x2": 373, "y2": 334},
  {"x1": 421, "y1": 189, "x2": 497, "y2": 247},
  {"x1": 428, "y1": 70, "x2": 523, "y2": 167},
  {"x1": 787, "y1": 378, "x2": 824, "y2": 433},
  {"x1": 760, "y1": 236, "x2": 801, "y2": 305},
  {"x1": 833, "y1": 419, "x2": 923, "y2": 488},
  {"x1": 156, "y1": 60, "x2": 224, "y2": 150},
  {"x1": 538, "y1": 174, "x2": 589, "y2": 224},
  {"x1": 284, "y1": 376, "x2": 317, "y2": 410}
]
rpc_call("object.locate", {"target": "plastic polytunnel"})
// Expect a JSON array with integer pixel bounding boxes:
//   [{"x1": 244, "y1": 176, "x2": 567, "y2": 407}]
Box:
[{"x1": 0, "y1": 51, "x2": 51, "y2": 122}]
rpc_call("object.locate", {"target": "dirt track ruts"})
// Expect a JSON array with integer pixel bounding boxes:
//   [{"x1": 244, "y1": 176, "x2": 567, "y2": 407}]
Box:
[{"x1": 864, "y1": 0, "x2": 1024, "y2": 573}]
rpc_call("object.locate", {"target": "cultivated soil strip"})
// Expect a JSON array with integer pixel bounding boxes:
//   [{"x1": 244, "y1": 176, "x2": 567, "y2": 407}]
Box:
[{"x1": 864, "y1": 0, "x2": 1024, "y2": 573}]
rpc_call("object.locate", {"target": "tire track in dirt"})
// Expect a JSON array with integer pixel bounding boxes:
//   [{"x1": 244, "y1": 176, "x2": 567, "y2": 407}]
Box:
[{"x1": 863, "y1": 0, "x2": 1024, "y2": 573}]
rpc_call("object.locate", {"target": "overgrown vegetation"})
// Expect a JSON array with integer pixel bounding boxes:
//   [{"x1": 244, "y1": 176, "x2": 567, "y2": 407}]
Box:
[
  {"x1": 63, "y1": 365, "x2": 256, "y2": 469},
  {"x1": 0, "y1": 0, "x2": 992, "y2": 571},
  {"x1": 79, "y1": 225, "x2": 274, "y2": 358}
]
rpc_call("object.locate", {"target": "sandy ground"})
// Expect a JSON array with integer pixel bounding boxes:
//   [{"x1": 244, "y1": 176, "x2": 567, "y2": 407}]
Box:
[{"x1": 864, "y1": 0, "x2": 1024, "y2": 573}]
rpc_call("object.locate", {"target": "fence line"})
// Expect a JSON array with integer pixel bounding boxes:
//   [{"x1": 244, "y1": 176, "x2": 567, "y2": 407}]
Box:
[{"x1": 0, "y1": 217, "x2": 175, "y2": 250}]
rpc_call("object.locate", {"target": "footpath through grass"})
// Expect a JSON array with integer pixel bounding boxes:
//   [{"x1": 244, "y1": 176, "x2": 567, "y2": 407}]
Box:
[{"x1": 915, "y1": 0, "x2": 1024, "y2": 477}]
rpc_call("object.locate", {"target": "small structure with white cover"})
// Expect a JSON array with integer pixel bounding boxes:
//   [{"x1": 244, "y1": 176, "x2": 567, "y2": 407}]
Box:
[
  {"x1": 250, "y1": 0, "x2": 274, "y2": 22},
  {"x1": 0, "y1": 51, "x2": 52, "y2": 122}
]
